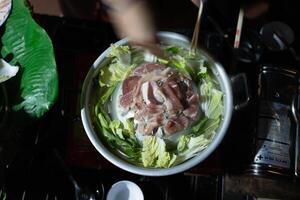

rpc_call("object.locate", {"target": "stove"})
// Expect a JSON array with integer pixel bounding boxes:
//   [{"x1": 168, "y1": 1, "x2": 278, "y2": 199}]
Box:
[{"x1": 1, "y1": 1, "x2": 300, "y2": 199}]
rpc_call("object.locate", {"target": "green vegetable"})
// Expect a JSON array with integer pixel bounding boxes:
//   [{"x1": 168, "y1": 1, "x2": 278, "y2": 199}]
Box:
[
  {"x1": 102, "y1": 128, "x2": 140, "y2": 160},
  {"x1": 193, "y1": 117, "x2": 221, "y2": 138},
  {"x1": 174, "y1": 134, "x2": 209, "y2": 165},
  {"x1": 123, "y1": 119, "x2": 135, "y2": 134},
  {"x1": 141, "y1": 136, "x2": 177, "y2": 168},
  {"x1": 109, "y1": 62, "x2": 134, "y2": 85},
  {"x1": 141, "y1": 136, "x2": 159, "y2": 167},
  {"x1": 197, "y1": 62, "x2": 207, "y2": 76},
  {"x1": 200, "y1": 77, "x2": 224, "y2": 120},
  {"x1": 1, "y1": 0, "x2": 58, "y2": 118},
  {"x1": 99, "y1": 45, "x2": 134, "y2": 87},
  {"x1": 131, "y1": 47, "x2": 145, "y2": 65},
  {"x1": 0, "y1": 189, "x2": 7, "y2": 200},
  {"x1": 108, "y1": 44, "x2": 131, "y2": 65},
  {"x1": 95, "y1": 102, "x2": 110, "y2": 123},
  {"x1": 157, "y1": 58, "x2": 169, "y2": 65},
  {"x1": 192, "y1": 72, "x2": 223, "y2": 138},
  {"x1": 93, "y1": 45, "x2": 144, "y2": 161},
  {"x1": 97, "y1": 113, "x2": 141, "y2": 160},
  {"x1": 177, "y1": 135, "x2": 190, "y2": 153},
  {"x1": 98, "y1": 60, "x2": 134, "y2": 88},
  {"x1": 164, "y1": 46, "x2": 181, "y2": 54},
  {"x1": 206, "y1": 89, "x2": 223, "y2": 119},
  {"x1": 97, "y1": 113, "x2": 109, "y2": 129},
  {"x1": 192, "y1": 117, "x2": 209, "y2": 133},
  {"x1": 99, "y1": 85, "x2": 117, "y2": 104},
  {"x1": 170, "y1": 54, "x2": 196, "y2": 78},
  {"x1": 163, "y1": 45, "x2": 210, "y2": 82},
  {"x1": 110, "y1": 120, "x2": 124, "y2": 139},
  {"x1": 123, "y1": 119, "x2": 140, "y2": 146},
  {"x1": 98, "y1": 45, "x2": 137, "y2": 104}
]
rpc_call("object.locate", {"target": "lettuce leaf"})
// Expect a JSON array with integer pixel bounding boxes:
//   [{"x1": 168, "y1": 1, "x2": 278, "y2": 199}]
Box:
[
  {"x1": 200, "y1": 77, "x2": 224, "y2": 120},
  {"x1": 191, "y1": 72, "x2": 223, "y2": 139},
  {"x1": 174, "y1": 134, "x2": 209, "y2": 165},
  {"x1": 206, "y1": 89, "x2": 223, "y2": 119},
  {"x1": 142, "y1": 136, "x2": 177, "y2": 168},
  {"x1": 193, "y1": 117, "x2": 220, "y2": 138},
  {"x1": 108, "y1": 44, "x2": 131, "y2": 65},
  {"x1": 163, "y1": 45, "x2": 210, "y2": 82},
  {"x1": 94, "y1": 45, "x2": 145, "y2": 161},
  {"x1": 97, "y1": 113, "x2": 141, "y2": 160},
  {"x1": 97, "y1": 45, "x2": 137, "y2": 105},
  {"x1": 170, "y1": 54, "x2": 195, "y2": 78},
  {"x1": 98, "y1": 61, "x2": 134, "y2": 88}
]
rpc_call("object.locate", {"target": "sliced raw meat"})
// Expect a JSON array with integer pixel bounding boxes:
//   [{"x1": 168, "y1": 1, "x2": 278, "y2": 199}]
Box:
[
  {"x1": 162, "y1": 84, "x2": 183, "y2": 112},
  {"x1": 119, "y1": 62, "x2": 200, "y2": 136},
  {"x1": 164, "y1": 116, "x2": 189, "y2": 135},
  {"x1": 183, "y1": 104, "x2": 199, "y2": 121},
  {"x1": 122, "y1": 75, "x2": 140, "y2": 94},
  {"x1": 133, "y1": 63, "x2": 164, "y2": 75},
  {"x1": 119, "y1": 92, "x2": 134, "y2": 108}
]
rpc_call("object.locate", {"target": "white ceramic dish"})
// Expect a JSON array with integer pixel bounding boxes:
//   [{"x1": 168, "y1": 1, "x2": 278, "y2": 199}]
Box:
[
  {"x1": 106, "y1": 180, "x2": 144, "y2": 200},
  {"x1": 0, "y1": 0, "x2": 11, "y2": 27}
]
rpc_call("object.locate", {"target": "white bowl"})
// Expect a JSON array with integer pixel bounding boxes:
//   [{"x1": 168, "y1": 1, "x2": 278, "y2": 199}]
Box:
[
  {"x1": 0, "y1": 0, "x2": 11, "y2": 27},
  {"x1": 106, "y1": 180, "x2": 144, "y2": 200}
]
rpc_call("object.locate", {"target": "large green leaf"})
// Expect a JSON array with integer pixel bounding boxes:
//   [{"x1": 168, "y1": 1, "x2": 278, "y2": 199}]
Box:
[{"x1": 1, "y1": 0, "x2": 58, "y2": 118}]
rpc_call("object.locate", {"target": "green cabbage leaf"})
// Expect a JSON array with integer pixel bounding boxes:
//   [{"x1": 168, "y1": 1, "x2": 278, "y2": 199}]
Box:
[{"x1": 0, "y1": 0, "x2": 58, "y2": 118}]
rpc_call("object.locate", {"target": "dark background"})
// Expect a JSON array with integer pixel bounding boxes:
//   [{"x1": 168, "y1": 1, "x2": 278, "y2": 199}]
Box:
[{"x1": 1, "y1": 0, "x2": 300, "y2": 199}]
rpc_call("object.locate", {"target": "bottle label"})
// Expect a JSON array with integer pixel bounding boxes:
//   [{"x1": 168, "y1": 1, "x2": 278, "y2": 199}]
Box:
[{"x1": 254, "y1": 101, "x2": 291, "y2": 169}]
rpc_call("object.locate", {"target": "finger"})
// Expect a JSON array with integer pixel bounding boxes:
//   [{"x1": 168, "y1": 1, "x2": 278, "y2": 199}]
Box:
[
  {"x1": 191, "y1": 0, "x2": 200, "y2": 7},
  {"x1": 244, "y1": 2, "x2": 269, "y2": 19}
]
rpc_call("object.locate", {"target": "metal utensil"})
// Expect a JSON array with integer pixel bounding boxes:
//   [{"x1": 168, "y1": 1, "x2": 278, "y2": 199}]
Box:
[
  {"x1": 233, "y1": 8, "x2": 244, "y2": 49},
  {"x1": 190, "y1": 0, "x2": 203, "y2": 52}
]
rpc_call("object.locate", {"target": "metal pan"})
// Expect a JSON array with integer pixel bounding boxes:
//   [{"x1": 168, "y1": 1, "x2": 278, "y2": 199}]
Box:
[{"x1": 81, "y1": 32, "x2": 233, "y2": 176}]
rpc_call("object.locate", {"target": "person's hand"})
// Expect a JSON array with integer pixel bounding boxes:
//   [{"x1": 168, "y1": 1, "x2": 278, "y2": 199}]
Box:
[
  {"x1": 244, "y1": 1, "x2": 269, "y2": 19},
  {"x1": 103, "y1": 0, "x2": 165, "y2": 58},
  {"x1": 191, "y1": 0, "x2": 201, "y2": 7}
]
